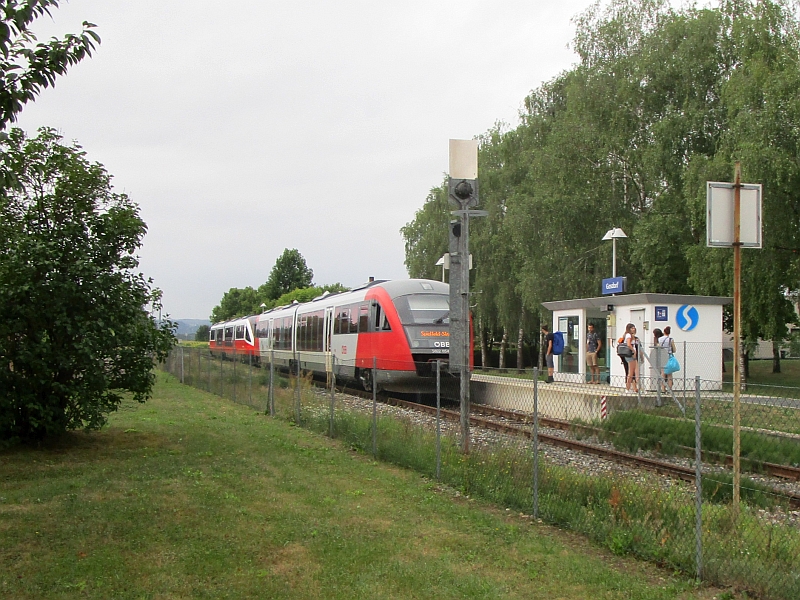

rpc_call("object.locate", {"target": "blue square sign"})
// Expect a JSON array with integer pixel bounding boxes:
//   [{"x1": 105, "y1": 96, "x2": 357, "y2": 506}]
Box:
[{"x1": 655, "y1": 306, "x2": 668, "y2": 321}]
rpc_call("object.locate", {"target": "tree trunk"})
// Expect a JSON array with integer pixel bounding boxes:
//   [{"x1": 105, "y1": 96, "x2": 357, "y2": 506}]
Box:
[
  {"x1": 517, "y1": 308, "x2": 526, "y2": 373},
  {"x1": 498, "y1": 328, "x2": 508, "y2": 371},
  {"x1": 773, "y1": 340, "x2": 782, "y2": 374},
  {"x1": 479, "y1": 319, "x2": 489, "y2": 370}
]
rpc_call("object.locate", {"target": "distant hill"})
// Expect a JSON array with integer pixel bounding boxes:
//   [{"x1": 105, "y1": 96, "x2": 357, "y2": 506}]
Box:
[{"x1": 172, "y1": 319, "x2": 211, "y2": 339}]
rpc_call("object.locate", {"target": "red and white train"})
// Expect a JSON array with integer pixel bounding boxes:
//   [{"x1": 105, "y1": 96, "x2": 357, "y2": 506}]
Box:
[{"x1": 209, "y1": 279, "x2": 466, "y2": 393}]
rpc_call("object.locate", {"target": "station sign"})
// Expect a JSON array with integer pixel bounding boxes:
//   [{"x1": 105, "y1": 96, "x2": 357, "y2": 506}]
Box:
[{"x1": 601, "y1": 276, "x2": 626, "y2": 295}]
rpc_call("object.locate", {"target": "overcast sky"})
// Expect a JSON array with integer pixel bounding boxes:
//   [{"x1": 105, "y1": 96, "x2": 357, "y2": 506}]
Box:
[{"x1": 17, "y1": 0, "x2": 596, "y2": 319}]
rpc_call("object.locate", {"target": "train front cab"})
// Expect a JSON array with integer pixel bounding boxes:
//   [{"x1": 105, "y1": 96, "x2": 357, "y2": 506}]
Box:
[{"x1": 353, "y1": 281, "x2": 455, "y2": 393}]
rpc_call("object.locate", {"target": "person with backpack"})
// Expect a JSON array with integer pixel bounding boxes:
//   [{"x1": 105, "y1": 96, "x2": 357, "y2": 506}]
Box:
[
  {"x1": 658, "y1": 326, "x2": 678, "y2": 391},
  {"x1": 541, "y1": 324, "x2": 555, "y2": 383},
  {"x1": 622, "y1": 323, "x2": 640, "y2": 393}
]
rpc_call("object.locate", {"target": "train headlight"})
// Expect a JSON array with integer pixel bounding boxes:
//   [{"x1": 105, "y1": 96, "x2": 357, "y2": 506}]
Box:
[{"x1": 412, "y1": 341, "x2": 420, "y2": 348}]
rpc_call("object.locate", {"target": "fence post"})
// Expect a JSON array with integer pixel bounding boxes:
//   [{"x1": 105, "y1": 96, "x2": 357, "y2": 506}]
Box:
[
  {"x1": 329, "y1": 356, "x2": 336, "y2": 438},
  {"x1": 233, "y1": 348, "x2": 237, "y2": 403},
  {"x1": 695, "y1": 375, "x2": 703, "y2": 581},
  {"x1": 180, "y1": 345, "x2": 184, "y2": 384},
  {"x1": 372, "y1": 356, "x2": 377, "y2": 458},
  {"x1": 436, "y1": 360, "x2": 442, "y2": 481},
  {"x1": 219, "y1": 352, "x2": 223, "y2": 397},
  {"x1": 533, "y1": 367, "x2": 540, "y2": 520},
  {"x1": 269, "y1": 349, "x2": 275, "y2": 417}
]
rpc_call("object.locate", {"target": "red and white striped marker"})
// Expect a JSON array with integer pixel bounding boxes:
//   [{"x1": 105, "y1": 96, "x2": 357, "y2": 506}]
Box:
[{"x1": 600, "y1": 395, "x2": 608, "y2": 420}]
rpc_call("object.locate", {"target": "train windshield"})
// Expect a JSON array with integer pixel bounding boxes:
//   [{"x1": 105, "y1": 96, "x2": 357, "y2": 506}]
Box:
[{"x1": 394, "y1": 294, "x2": 450, "y2": 325}]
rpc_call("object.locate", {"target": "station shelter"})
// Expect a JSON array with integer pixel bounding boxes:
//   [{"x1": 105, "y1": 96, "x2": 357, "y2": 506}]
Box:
[{"x1": 541, "y1": 294, "x2": 731, "y2": 390}]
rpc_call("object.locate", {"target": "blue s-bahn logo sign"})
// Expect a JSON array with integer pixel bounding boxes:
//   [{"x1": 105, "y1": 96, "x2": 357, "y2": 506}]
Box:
[{"x1": 676, "y1": 305, "x2": 699, "y2": 331}]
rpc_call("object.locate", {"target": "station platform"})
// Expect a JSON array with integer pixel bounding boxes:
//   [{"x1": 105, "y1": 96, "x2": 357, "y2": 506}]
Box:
[{"x1": 470, "y1": 373, "x2": 673, "y2": 421}]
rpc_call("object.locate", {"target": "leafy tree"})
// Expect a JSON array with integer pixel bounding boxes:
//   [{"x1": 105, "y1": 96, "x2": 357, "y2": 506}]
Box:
[
  {"x1": 259, "y1": 248, "x2": 314, "y2": 300},
  {"x1": 210, "y1": 286, "x2": 260, "y2": 323},
  {"x1": 400, "y1": 182, "x2": 450, "y2": 280},
  {"x1": 402, "y1": 0, "x2": 800, "y2": 370},
  {"x1": 0, "y1": 128, "x2": 175, "y2": 443},
  {"x1": 0, "y1": 1, "x2": 99, "y2": 131},
  {"x1": 272, "y1": 284, "x2": 349, "y2": 308},
  {"x1": 195, "y1": 324, "x2": 210, "y2": 342}
]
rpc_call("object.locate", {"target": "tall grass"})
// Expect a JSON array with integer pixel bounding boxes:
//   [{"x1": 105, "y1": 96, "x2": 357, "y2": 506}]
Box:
[
  {"x1": 601, "y1": 410, "x2": 800, "y2": 469},
  {"x1": 290, "y1": 387, "x2": 800, "y2": 599}
]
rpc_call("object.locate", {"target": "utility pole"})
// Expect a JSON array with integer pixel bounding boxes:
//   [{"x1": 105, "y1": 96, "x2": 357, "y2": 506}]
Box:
[{"x1": 447, "y1": 139, "x2": 486, "y2": 453}]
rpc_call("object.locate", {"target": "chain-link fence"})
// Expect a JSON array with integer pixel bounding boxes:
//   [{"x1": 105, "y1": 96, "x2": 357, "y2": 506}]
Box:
[{"x1": 162, "y1": 345, "x2": 800, "y2": 599}]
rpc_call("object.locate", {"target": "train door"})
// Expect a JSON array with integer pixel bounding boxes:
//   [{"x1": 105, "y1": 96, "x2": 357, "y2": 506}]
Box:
[{"x1": 324, "y1": 306, "x2": 334, "y2": 373}]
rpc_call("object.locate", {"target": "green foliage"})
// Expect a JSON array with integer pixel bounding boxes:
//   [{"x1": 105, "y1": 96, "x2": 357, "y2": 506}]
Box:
[
  {"x1": 401, "y1": 0, "x2": 800, "y2": 355},
  {"x1": 271, "y1": 283, "x2": 349, "y2": 307},
  {"x1": 194, "y1": 324, "x2": 210, "y2": 342},
  {"x1": 400, "y1": 181, "x2": 450, "y2": 280},
  {"x1": 0, "y1": 1, "x2": 100, "y2": 133},
  {"x1": 0, "y1": 128, "x2": 175, "y2": 443},
  {"x1": 259, "y1": 248, "x2": 314, "y2": 301},
  {"x1": 210, "y1": 282, "x2": 349, "y2": 323},
  {"x1": 601, "y1": 410, "x2": 800, "y2": 470},
  {"x1": 209, "y1": 285, "x2": 260, "y2": 323}
]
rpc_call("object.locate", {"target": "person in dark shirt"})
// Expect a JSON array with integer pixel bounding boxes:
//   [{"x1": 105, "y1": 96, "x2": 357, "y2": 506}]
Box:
[
  {"x1": 541, "y1": 324, "x2": 554, "y2": 383},
  {"x1": 586, "y1": 323, "x2": 602, "y2": 384}
]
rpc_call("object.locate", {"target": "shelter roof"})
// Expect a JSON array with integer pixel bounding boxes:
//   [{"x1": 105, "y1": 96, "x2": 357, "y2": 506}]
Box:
[{"x1": 542, "y1": 293, "x2": 732, "y2": 312}]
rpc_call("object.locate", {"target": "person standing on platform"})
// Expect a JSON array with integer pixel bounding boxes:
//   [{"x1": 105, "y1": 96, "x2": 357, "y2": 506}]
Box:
[
  {"x1": 624, "y1": 323, "x2": 640, "y2": 393},
  {"x1": 659, "y1": 326, "x2": 677, "y2": 391},
  {"x1": 586, "y1": 323, "x2": 602, "y2": 384},
  {"x1": 541, "y1": 324, "x2": 554, "y2": 383}
]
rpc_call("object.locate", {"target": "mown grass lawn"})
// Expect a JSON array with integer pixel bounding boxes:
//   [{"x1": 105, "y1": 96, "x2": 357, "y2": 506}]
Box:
[{"x1": 1, "y1": 373, "x2": 732, "y2": 599}]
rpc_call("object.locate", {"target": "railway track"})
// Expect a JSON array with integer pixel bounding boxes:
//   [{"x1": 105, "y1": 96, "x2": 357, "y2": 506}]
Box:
[
  {"x1": 332, "y1": 384, "x2": 800, "y2": 508},
  {"x1": 468, "y1": 402, "x2": 800, "y2": 483}
]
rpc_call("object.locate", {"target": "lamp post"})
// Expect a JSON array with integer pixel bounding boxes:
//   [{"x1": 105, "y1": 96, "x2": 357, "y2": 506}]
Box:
[
  {"x1": 435, "y1": 253, "x2": 449, "y2": 282},
  {"x1": 602, "y1": 227, "x2": 628, "y2": 278}
]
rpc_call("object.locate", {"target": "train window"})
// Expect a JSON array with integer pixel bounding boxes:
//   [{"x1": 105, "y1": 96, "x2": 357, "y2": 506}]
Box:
[
  {"x1": 245, "y1": 327, "x2": 252, "y2": 343},
  {"x1": 348, "y1": 304, "x2": 359, "y2": 334},
  {"x1": 235, "y1": 325, "x2": 245, "y2": 340},
  {"x1": 209, "y1": 330, "x2": 215, "y2": 342},
  {"x1": 373, "y1": 302, "x2": 391, "y2": 332},
  {"x1": 313, "y1": 310, "x2": 323, "y2": 351},
  {"x1": 358, "y1": 303, "x2": 369, "y2": 333},
  {"x1": 335, "y1": 307, "x2": 348, "y2": 335},
  {"x1": 393, "y1": 294, "x2": 450, "y2": 325},
  {"x1": 224, "y1": 327, "x2": 234, "y2": 345}
]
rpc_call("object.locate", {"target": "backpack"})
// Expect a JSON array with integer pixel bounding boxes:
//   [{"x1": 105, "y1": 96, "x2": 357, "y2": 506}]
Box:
[{"x1": 552, "y1": 331, "x2": 565, "y2": 355}]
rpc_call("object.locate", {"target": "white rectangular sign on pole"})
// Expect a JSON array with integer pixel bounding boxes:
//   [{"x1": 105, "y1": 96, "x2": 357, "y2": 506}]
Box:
[{"x1": 706, "y1": 181, "x2": 762, "y2": 248}]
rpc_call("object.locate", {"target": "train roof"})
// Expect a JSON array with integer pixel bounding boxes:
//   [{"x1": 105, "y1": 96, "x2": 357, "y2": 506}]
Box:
[
  {"x1": 373, "y1": 279, "x2": 449, "y2": 299},
  {"x1": 211, "y1": 280, "x2": 449, "y2": 326}
]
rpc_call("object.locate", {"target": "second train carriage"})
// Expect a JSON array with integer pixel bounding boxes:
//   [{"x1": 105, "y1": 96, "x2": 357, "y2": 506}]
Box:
[
  {"x1": 208, "y1": 315, "x2": 258, "y2": 360},
  {"x1": 209, "y1": 278, "x2": 461, "y2": 393}
]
